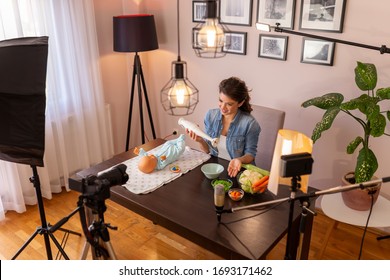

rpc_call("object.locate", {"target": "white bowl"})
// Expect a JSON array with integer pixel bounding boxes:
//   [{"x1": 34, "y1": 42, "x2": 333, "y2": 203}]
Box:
[{"x1": 201, "y1": 163, "x2": 224, "y2": 179}]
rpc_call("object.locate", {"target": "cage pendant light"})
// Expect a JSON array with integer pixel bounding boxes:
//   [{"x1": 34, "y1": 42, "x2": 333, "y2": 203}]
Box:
[
  {"x1": 193, "y1": 0, "x2": 230, "y2": 58},
  {"x1": 161, "y1": 0, "x2": 199, "y2": 116}
]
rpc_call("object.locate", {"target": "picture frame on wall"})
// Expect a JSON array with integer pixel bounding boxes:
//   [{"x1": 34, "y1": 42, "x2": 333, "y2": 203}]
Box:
[
  {"x1": 192, "y1": 1, "x2": 207, "y2": 22},
  {"x1": 223, "y1": 31, "x2": 247, "y2": 55},
  {"x1": 220, "y1": 0, "x2": 253, "y2": 26},
  {"x1": 258, "y1": 34, "x2": 288, "y2": 60},
  {"x1": 257, "y1": 0, "x2": 296, "y2": 29},
  {"x1": 301, "y1": 38, "x2": 335, "y2": 66},
  {"x1": 192, "y1": 28, "x2": 201, "y2": 49},
  {"x1": 299, "y1": 0, "x2": 347, "y2": 32}
]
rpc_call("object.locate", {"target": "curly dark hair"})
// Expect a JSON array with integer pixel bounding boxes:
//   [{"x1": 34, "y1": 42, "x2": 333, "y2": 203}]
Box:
[{"x1": 218, "y1": 76, "x2": 252, "y2": 113}]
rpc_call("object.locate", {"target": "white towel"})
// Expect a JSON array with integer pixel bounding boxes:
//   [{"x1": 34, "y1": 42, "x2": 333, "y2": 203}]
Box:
[{"x1": 121, "y1": 146, "x2": 211, "y2": 194}]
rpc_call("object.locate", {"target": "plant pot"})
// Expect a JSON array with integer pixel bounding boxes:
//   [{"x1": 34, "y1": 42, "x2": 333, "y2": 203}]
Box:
[{"x1": 341, "y1": 172, "x2": 381, "y2": 211}]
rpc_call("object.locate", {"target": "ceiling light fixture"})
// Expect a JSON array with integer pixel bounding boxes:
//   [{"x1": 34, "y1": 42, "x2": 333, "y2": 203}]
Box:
[
  {"x1": 161, "y1": 0, "x2": 199, "y2": 116},
  {"x1": 193, "y1": 0, "x2": 230, "y2": 58}
]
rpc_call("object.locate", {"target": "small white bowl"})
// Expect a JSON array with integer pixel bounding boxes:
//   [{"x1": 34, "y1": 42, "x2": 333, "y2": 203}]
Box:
[{"x1": 201, "y1": 163, "x2": 224, "y2": 179}]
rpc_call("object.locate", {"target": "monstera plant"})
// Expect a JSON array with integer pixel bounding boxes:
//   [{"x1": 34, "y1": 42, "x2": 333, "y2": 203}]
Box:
[{"x1": 302, "y1": 61, "x2": 390, "y2": 184}]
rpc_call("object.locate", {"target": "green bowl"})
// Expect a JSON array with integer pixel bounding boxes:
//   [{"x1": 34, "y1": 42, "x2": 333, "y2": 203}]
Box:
[{"x1": 211, "y1": 178, "x2": 233, "y2": 192}]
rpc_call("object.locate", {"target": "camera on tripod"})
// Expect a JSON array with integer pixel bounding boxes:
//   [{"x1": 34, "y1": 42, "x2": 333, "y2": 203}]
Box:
[
  {"x1": 70, "y1": 164, "x2": 129, "y2": 213},
  {"x1": 69, "y1": 163, "x2": 129, "y2": 259}
]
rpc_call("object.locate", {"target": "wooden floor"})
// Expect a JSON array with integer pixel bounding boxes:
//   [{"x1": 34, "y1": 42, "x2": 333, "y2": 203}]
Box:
[{"x1": 1, "y1": 189, "x2": 390, "y2": 260}]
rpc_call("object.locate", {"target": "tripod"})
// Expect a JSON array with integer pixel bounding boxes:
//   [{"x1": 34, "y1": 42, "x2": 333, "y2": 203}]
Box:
[
  {"x1": 283, "y1": 175, "x2": 317, "y2": 260},
  {"x1": 12, "y1": 166, "x2": 81, "y2": 260},
  {"x1": 78, "y1": 192, "x2": 117, "y2": 260},
  {"x1": 126, "y1": 53, "x2": 156, "y2": 151},
  {"x1": 222, "y1": 175, "x2": 317, "y2": 260}
]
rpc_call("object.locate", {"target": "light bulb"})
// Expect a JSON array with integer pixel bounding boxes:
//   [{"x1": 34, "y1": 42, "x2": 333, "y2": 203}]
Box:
[
  {"x1": 198, "y1": 18, "x2": 224, "y2": 49},
  {"x1": 168, "y1": 80, "x2": 192, "y2": 107}
]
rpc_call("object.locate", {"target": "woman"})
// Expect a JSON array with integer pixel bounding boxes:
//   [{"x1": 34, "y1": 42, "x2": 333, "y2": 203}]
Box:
[{"x1": 187, "y1": 77, "x2": 260, "y2": 177}]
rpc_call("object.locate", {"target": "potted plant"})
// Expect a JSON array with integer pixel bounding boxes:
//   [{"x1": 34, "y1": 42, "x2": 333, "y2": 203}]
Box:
[{"x1": 301, "y1": 61, "x2": 390, "y2": 210}]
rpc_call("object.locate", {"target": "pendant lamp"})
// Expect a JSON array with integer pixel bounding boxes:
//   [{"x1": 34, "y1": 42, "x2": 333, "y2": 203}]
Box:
[
  {"x1": 161, "y1": 0, "x2": 199, "y2": 116},
  {"x1": 193, "y1": 0, "x2": 230, "y2": 58}
]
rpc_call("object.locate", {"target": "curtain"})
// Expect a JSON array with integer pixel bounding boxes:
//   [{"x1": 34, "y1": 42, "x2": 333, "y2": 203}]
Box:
[{"x1": 0, "y1": 0, "x2": 114, "y2": 220}]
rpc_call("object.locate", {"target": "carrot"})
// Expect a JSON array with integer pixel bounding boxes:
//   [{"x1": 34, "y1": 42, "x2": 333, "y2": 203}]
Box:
[
  {"x1": 252, "y1": 175, "x2": 269, "y2": 188},
  {"x1": 253, "y1": 178, "x2": 269, "y2": 193}
]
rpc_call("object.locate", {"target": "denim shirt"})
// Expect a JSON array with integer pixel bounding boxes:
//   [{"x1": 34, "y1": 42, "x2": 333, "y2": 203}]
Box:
[{"x1": 204, "y1": 108, "x2": 261, "y2": 162}]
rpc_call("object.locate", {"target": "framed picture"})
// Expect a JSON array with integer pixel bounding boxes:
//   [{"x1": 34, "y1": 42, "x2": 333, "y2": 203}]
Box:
[
  {"x1": 257, "y1": 0, "x2": 296, "y2": 29},
  {"x1": 220, "y1": 0, "x2": 253, "y2": 26},
  {"x1": 299, "y1": 0, "x2": 347, "y2": 32},
  {"x1": 192, "y1": 1, "x2": 207, "y2": 22},
  {"x1": 258, "y1": 34, "x2": 288, "y2": 60},
  {"x1": 223, "y1": 31, "x2": 247, "y2": 55},
  {"x1": 192, "y1": 28, "x2": 201, "y2": 49},
  {"x1": 301, "y1": 38, "x2": 335, "y2": 66}
]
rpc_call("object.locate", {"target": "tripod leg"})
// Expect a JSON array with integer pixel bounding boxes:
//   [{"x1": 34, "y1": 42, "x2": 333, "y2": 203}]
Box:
[
  {"x1": 48, "y1": 231, "x2": 70, "y2": 260},
  {"x1": 126, "y1": 57, "x2": 137, "y2": 151},
  {"x1": 103, "y1": 241, "x2": 117, "y2": 260},
  {"x1": 11, "y1": 230, "x2": 41, "y2": 260},
  {"x1": 138, "y1": 56, "x2": 156, "y2": 140},
  {"x1": 284, "y1": 193, "x2": 296, "y2": 259},
  {"x1": 80, "y1": 241, "x2": 90, "y2": 260},
  {"x1": 55, "y1": 230, "x2": 70, "y2": 260},
  {"x1": 57, "y1": 227, "x2": 82, "y2": 237},
  {"x1": 377, "y1": 235, "x2": 390, "y2": 240},
  {"x1": 82, "y1": 240, "x2": 112, "y2": 260},
  {"x1": 135, "y1": 54, "x2": 145, "y2": 144}
]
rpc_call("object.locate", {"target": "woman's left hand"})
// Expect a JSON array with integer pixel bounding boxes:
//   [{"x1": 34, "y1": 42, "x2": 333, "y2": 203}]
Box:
[{"x1": 228, "y1": 158, "x2": 242, "y2": 177}]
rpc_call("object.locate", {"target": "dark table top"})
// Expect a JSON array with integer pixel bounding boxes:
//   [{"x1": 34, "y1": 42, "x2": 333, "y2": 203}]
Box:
[{"x1": 70, "y1": 138, "x2": 316, "y2": 259}]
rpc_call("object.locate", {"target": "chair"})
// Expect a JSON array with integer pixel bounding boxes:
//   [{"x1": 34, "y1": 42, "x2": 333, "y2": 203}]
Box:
[{"x1": 251, "y1": 105, "x2": 286, "y2": 171}]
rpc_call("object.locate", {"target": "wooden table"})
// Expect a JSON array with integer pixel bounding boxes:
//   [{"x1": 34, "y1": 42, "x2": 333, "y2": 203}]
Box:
[{"x1": 69, "y1": 138, "x2": 317, "y2": 259}]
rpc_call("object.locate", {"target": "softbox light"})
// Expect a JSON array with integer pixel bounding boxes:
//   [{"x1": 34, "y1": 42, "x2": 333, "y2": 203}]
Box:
[{"x1": 0, "y1": 36, "x2": 48, "y2": 167}]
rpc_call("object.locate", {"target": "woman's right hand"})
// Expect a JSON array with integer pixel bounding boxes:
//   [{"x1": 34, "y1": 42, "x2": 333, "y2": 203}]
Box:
[
  {"x1": 186, "y1": 128, "x2": 202, "y2": 142},
  {"x1": 186, "y1": 128, "x2": 210, "y2": 154}
]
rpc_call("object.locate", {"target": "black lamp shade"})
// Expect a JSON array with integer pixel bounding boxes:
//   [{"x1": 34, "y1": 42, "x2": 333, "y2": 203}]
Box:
[
  {"x1": 0, "y1": 36, "x2": 48, "y2": 167},
  {"x1": 113, "y1": 14, "x2": 159, "y2": 53}
]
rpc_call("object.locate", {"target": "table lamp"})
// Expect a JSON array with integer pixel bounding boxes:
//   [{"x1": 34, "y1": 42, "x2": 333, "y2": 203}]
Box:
[{"x1": 113, "y1": 14, "x2": 159, "y2": 150}]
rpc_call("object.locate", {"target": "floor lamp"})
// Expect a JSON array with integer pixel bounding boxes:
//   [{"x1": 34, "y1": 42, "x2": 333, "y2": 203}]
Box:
[
  {"x1": 0, "y1": 36, "x2": 80, "y2": 260},
  {"x1": 113, "y1": 14, "x2": 159, "y2": 151}
]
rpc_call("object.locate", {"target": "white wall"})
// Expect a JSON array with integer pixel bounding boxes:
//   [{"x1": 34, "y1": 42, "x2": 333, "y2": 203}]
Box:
[{"x1": 93, "y1": 0, "x2": 390, "y2": 199}]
